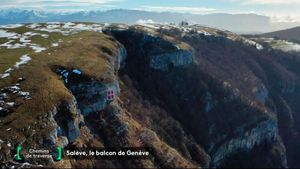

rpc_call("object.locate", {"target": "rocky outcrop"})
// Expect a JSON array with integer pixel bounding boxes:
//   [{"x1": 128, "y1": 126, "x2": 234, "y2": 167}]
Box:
[
  {"x1": 47, "y1": 97, "x2": 84, "y2": 146},
  {"x1": 3, "y1": 23, "x2": 300, "y2": 168},
  {"x1": 105, "y1": 27, "x2": 194, "y2": 72},
  {"x1": 210, "y1": 119, "x2": 286, "y2": 168},
  {"x1": 107, "y1": 24, "x2": 293, "y2": 168},
  {"x1": 56, "y1": 68, "x2": 120, "y2": 117},
  {"x1": 45, "y1": 39, "x2": 125, "y2": 150},
  {"x1": 252, "y1": 85, "x2": 269, "y2": 104},
  {"x1": 150, "y1": 50, "x2": 193, "y2": 71}
]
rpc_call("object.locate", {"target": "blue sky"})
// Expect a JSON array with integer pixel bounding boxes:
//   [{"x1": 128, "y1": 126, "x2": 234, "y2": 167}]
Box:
[{"x1": 1, "y1": 0, "x2": 300, "y2": 22}]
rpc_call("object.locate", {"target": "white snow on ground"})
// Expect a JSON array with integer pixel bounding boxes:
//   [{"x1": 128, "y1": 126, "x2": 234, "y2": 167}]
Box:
[
  {"x1": 6, "y1": 102, "x2": 15, "y2": 107},
  {"x1": 0, "y1": 24, "x2": 23, "y2": 29},
  {"x1": 19, "y1": 91, "x2": 30, "y2": 97},
  {"x1": 27, "y1": 23, "x2": 41, "y2": 29},
  {"x1": 5, "y1": 68, "x2": 13, "y2": 73},
  {"x1": 1, "y1": 54, "x2": 32, "y2": 79},
  {"x1": 19, "y1": 36, "x2": 31, "y2": 43},
  {"x1": 0, "y1": 29, "x2": 17, "y2": 38},
  {"x1": 0, "y1": 22, "x2": 107, "y2": 80},
  {"x1": 30, "y1": 45, "x2": 46, "y2": 53},
  {"x1": 65, "y1": 23, "x2": 103, "y2": 32},
  {"x1": 1, "y1": 73, "x2": 10, "y2": 79},
  {"x1": 243, "y1": 39, "x2": 264, "y2": 50},
  {"x1": 36, "y1": 22, "x2": 104, "y2": 35},
  {"x1": 24, "y1": 32, "x2": 40, "y2": 36},
  {"x1": 62, "y1": 22, "x2": 76, "y2": 28},
  {"x1": 15, "y1": 54, "x2": 32, "y2": 68},
  {"x1": 1, "y1": 22, "x2": 105, "y2": 52},
  {"x1": 282, "y1": 41, "x2": 300, "y2": 52},
  {"x1": 52, "y1": 43, "x2": 59, "y2": 47},
  {"x1": 41, "y1": 34, "x2": 49, "y2": 38},
  {"x1": 10, "y1": 85, "x2": 20, "y2": 91},
  {"x1": 271, "y1": 40, "x2": 300, "y2": 52},
  {"x1": 197, "y1": 30, "x2": 211, "y2": 36},
  {"x1": 256, "y1": 38, "x2": 300, "y2": 52},
  {"x1": 137, "y1": 19, "x2": 155, "y2": 24},
  {"x1": 0, "y1": 68, "x2": 13, "y2": 79},
  {"x1": 0, "y1": 31, "x2": 48, "y2": 52},
  {"x1": 0, "y1": 40, "x2": 26, "y2": 49},
  {"x1": 136, "y1": 20, "x2": 161, "y2": 29}
]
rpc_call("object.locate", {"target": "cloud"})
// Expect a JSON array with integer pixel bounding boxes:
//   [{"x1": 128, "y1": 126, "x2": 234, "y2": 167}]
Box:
[
  {"x1": 136, "y1": 19, "x2": 155, "y2": 24},
  {"x1": 0, "y1": 0, "x2": 121, "y2": 10},
  {"x1": 140, "y1": 6, "x2": 216, "y2": 14},
  {"x1": 233, "y1": 0, "x2": 300, "y2": 5}
]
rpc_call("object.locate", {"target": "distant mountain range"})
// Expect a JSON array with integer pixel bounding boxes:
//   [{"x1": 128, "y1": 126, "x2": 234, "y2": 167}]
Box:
[
  {"x1": 0, "y1": 9, "x2": 300, "y2": 34},
  {"x1": 262, "y1": 26, "x2": 300, "y2": 43}
]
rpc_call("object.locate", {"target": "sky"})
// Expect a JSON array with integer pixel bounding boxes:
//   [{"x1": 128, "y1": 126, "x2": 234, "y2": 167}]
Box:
[{"x1": 1, "y1": 0, "x2": 300, "y2": 22}]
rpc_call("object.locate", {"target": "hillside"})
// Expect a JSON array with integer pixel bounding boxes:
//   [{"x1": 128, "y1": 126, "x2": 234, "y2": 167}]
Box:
[{"x1": 0, "y1": 22, "x2": 300, "y2": 168}]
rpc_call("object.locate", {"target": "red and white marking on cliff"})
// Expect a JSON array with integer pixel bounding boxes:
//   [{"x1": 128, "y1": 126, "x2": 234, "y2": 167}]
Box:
[{"x1": 107, "y1": 89, "x2": 115, "y2": 101}]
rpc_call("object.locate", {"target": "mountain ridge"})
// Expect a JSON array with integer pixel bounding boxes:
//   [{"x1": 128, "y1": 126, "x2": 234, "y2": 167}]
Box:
[
  {"x1": 0, "y1": 9, "x2": 300, "y2": 33},
  {"x1": 0, "y1": 22, "x2": 300, "y2": 168}
]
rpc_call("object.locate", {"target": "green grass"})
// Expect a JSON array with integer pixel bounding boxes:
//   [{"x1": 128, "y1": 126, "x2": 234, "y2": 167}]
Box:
[
  {"x1": 30, "y1": 32, "x2": 64, "y2": 48},
  {"x1": 0, "y1": 37, "x2": 9, "y2": 44},
  {"x1": 5, "y1": 26, "x2": 34, "y2": 34},
  {"x1": 0, "y1": 48, "x2": 33, "y2": 72},
  {"x1": 0, "y1": 29, "x2": 119, "y2": 148},
  {"x1": 0, "y1": 27, "x2": 67, "y2": 73}
]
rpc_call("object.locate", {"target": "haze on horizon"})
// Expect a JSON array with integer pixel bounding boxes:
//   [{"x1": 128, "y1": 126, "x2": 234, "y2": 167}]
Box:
[
  {"x1": 0, "y1": 0, "x2": 300, "y2": 34},
  {"x1": 1, "y1": 0, "x2": 300, "y2": 22}
]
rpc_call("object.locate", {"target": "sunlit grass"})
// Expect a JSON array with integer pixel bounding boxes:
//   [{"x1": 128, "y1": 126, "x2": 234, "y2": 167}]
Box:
[
  {"x1": 0, "y1": 29, "x2": 119, "y2": 144},
  {"x1": 0, "y1": 48, "x2": 33, "y2": 72}
]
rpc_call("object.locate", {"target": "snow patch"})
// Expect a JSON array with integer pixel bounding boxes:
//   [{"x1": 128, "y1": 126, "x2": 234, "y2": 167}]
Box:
[
  {"x1": 15, "y1": 54, "x2": 32, "y2": 68},
  {"x1": 20, "y1": 36, "x2": 31, "y2": 43},
  {"x1": 27, "y1": 23, "x2": 41, "y2": 29},
  {"x1": 273, "y1": 41, "x2": 300, "y2": 52},
  {"x1": 0, "y1": 29, "x2": 17, "y2": 38},
  {"x1": 19, "y1": 91, "x2": 30, "y2": 97},
  {"x1": 30, "y1": 45, "x2": 46, "y2": 53},
  {"x1": 197, "y1": 30, "x2": 211, "y2": 36},
  {"x1": 6, "y1": 102, "x2": 15, "y2": 107},
  {"x1": 0, "y1": 24, "x2": 23, "y2": 29},
  {"x1": 62, "y1": 22, "x2": 76, "y2": 28},
  {"x1": 0, "y1": 68, "x2": 14, "y2": 79},
  {"x1": 52, "y1": 43, "x2": 59, "y2": 47},
  {"x1": 35, "y1": 22, "x2": 103, "y2": 35},
  {"x1": 137, "y1": 19, "x2": 155, "y2": 24},
  {"x1": 244, "y1": 39, "x2": 264, "y2": 50},
  {"x1": 1, "y1": 73, "x2": 10, "y2": 79}
]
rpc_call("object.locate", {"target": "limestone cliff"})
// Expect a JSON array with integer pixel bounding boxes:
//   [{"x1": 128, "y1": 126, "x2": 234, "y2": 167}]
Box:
[{"x1": 1, "y1": 23, "x2": 300, "y2": 168}]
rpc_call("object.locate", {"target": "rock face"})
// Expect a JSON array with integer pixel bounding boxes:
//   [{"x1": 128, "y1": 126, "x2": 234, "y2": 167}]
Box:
[
  {"x1": 149, "y1": 50, "x2": 193, "y2": 71},
  {"x1": 104, "y1": 28, "x2": 194, "y2": 72},
  {"x1": 107, "y1": 24, "x2": 298, "y2": 168},
  {"x1": 48, "y1": 97, "x2": 83, "y2": 145},
  {"x1": 252, "y1": 85, "x2": 269, "y2": 104},
  {"x1": 56, "y1": 69, "x2": 120, "y2": 116},
  {"x1": 2, "y1": 23, "x2": 300, "y2": 168},
  {"x1": 211, "y1": 119, "x2": 285, "y2": 167}
]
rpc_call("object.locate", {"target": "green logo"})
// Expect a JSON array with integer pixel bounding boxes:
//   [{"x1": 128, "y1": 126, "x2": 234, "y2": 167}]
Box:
[
  {"x1": 16, "y1": 146, "x2": 22, "y2": 160},
  {"x1": 56, "y1": 146, "x2": 62, "y2": 161}
]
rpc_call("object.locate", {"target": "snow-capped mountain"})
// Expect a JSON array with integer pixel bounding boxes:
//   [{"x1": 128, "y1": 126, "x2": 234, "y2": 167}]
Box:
[{"x1": 1, "y1": 9, "x2": 300, "y2": 33}]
